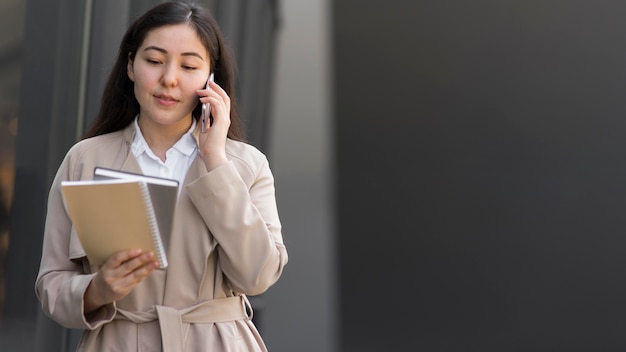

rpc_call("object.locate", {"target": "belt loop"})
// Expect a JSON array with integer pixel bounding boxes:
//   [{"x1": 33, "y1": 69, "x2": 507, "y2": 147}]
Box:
[{"x1": 241, "y1": 295, "x2": 253, "y2": 321}]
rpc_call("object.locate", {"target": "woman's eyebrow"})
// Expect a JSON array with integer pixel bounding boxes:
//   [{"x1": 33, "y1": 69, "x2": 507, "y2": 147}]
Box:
[{"x1": 143, "y1": 46, "x2": 205, "y2": 60}]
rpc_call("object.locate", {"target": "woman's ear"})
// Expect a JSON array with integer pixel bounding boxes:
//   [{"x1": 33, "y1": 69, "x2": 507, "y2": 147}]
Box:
[{"x1": 127, "y1": 53, "x2": 135, "y2": 82}]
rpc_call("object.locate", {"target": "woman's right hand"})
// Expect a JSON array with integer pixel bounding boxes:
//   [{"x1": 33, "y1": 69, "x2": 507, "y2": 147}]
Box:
[
  {"x1": 84, "y1": 249, "x2": 157, "y2": 313},
  {"x1": 196, "y1": 80, "x2": 231, "y2": 171}
]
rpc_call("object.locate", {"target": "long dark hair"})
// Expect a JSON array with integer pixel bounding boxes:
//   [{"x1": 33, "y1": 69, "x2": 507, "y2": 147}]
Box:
[{"x1": 83, "y1": 1, "x2": 245, "y2": 141}]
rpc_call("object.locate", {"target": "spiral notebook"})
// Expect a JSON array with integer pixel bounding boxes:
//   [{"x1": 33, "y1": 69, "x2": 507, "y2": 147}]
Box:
[{"x1": 60, "y1": 168, "x2": 179, "y2": 269}]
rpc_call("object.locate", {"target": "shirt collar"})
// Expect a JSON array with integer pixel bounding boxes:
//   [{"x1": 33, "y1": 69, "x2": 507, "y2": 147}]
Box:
[{"x1": 131, "y1": 116, "x2": 198, "y2": 158}]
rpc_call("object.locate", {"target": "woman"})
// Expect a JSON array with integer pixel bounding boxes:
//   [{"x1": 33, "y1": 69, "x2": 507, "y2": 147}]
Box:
[{"x1": 35, "y1": 1, "x2": 288, "y2": 351}]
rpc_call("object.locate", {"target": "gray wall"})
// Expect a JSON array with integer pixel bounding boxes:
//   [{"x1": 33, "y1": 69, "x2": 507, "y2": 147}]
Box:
[
  {"x1": 335, "y1": 1, "x2": 626, "y2": 351},
  {"x1": 263, "y1": 0, "x2": 338, "y2": 351}
]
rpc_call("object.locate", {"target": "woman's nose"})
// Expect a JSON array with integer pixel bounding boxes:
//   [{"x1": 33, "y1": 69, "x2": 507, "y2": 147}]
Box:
[{"x1": 161, "y1": 64, "x2": 178, "y2": 87}]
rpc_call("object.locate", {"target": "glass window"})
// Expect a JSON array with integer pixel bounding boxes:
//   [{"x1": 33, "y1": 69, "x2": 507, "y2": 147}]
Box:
[{"x1": 0, "y1": 0, "x2": 24, "y2": 320}]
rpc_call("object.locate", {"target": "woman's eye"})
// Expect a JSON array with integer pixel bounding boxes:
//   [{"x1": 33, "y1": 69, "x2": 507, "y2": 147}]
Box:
[
  {"x1": 146, "y1": 59, "x2": 161, "y2": 64},
  {"x1": 182, "y1": 65, "x2": 197, "y2": 70}
]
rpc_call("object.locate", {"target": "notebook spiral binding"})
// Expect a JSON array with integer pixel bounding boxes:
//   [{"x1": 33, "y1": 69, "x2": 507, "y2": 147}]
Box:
[{"x1": 138, "y1": 182, "x2": 168, "y2": 268}]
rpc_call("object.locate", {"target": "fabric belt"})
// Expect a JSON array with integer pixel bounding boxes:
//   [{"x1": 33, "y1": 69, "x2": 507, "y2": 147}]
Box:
[{"x1": 115, "y1": 295, "x2": 252, "y2": 351}]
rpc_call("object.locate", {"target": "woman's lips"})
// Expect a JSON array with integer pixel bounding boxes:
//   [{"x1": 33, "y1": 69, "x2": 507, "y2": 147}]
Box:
[{"x1": 154, "y1": 94, "x2": 178, "y2": 107}]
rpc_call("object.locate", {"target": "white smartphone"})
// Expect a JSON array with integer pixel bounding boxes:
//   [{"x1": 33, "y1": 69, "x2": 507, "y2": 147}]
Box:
[{"x1": 201, "y1": 72, "x2": 215, "y2": 133}]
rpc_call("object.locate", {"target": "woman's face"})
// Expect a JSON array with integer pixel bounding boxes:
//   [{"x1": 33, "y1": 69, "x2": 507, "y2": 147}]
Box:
[{"x1": 128, "y1": 23, "x2": 211, "y2": 130}]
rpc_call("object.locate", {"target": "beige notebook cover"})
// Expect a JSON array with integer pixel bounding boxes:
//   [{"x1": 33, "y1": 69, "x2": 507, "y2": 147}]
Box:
[{"x1": 61, "y1": 176, "x2": 177, "y2": 269}]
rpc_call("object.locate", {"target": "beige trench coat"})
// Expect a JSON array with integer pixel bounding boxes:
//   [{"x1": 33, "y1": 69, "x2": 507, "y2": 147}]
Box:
[{"x1": 35, "y1": 124, "x2": 288, "y2": 351}]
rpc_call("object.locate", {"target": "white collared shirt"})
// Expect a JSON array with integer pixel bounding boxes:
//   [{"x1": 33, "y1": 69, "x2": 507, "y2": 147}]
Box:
[{"x1": 131, "y1": 117, "x2": 198, "y2": 186}]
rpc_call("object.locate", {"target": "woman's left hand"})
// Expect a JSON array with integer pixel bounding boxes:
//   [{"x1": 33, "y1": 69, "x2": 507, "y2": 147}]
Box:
[{"x1": 196, "y1": 80, "x2": 231, "y2": 171}]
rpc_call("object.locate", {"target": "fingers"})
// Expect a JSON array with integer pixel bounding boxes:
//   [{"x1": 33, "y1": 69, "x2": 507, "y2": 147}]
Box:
[
  {"x1": 197, "y1": 81, "x2": 229, "y2": 102},
  {"x1": 104, "y1": 248, "x2": 142, "y2": 268},
  {"x1": 208, "y1": 81, "x2": 230, "y2": 104},
  {"x1": 197, "y1": 81, "x2": 231, "y2": 123},
  {"x1": 107, "y1": 250, "x2": 156, "y2": 278},
  {"x1": 96, "y1": 249, "x2": 158, "y2": 303},
  {"x1": 196, "y1": 81, "x2": 231, "y2": 170},
  {"x1": 108, "y1": 259, "x2": 156, "y2": 296}
]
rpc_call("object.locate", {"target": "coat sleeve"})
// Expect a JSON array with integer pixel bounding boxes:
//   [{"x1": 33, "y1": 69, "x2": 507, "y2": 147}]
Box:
[
  {"x1": 187, "y1": 155, "x2": 288, "y2": 296},
  {"x1": 34, "y1": 156, "x2": 116, "y2": 329}
]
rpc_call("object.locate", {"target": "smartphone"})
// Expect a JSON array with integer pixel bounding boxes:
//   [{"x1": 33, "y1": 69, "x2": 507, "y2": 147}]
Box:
[{"x1": 201, "y1": 72, "x2": 215, "y2": 133}]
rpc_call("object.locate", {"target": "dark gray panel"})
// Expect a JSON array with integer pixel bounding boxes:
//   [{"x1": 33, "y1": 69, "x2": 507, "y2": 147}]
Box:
[
  {"x1": 6, "y1": 0, "x2": 86, "y2": 319},
  {"x1": 335, "y1": 1, "x2": 626, "y2": 351},
  {"x1": 83, "y1": 0, "x2": 131, "y2": 133},
  {"x1": 237, "y1": 0, "x2": 279, "y2": 152},
  {"x1": 214, "y1": 0, "x2": 279, "y2": 151},
  {"x1": 3, "y1": 0, "x2": 88, "y2": 350}
]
